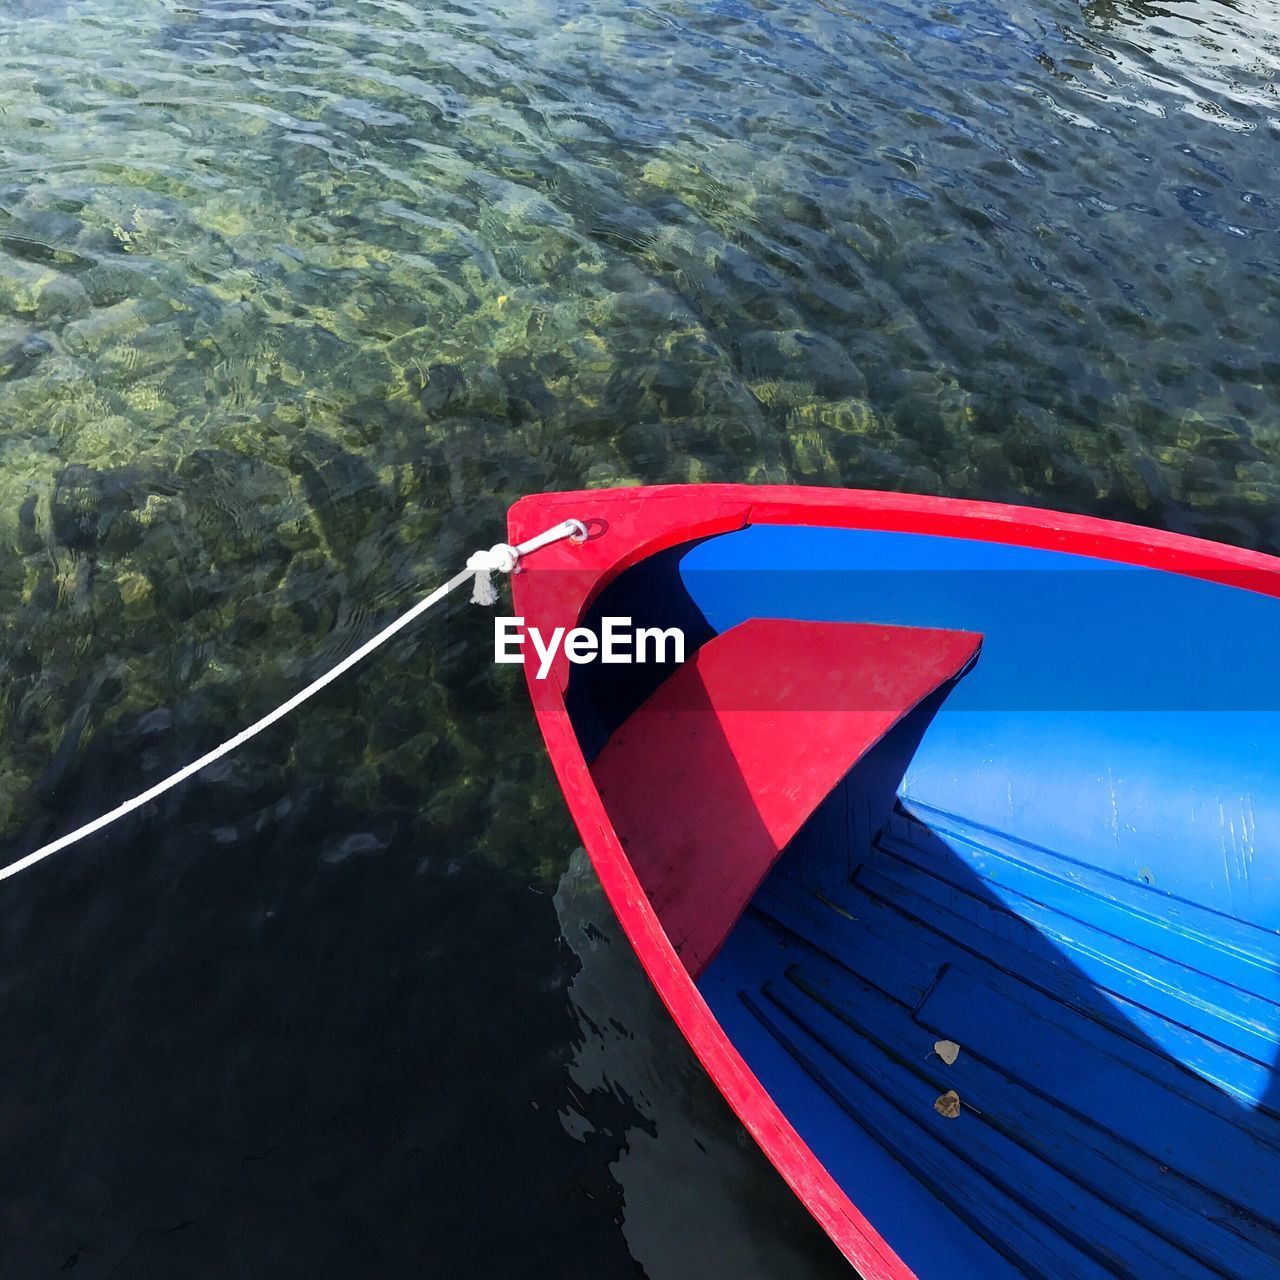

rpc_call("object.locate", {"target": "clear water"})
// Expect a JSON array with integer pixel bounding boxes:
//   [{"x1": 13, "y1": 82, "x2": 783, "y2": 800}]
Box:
[{"x1": 0, "y1": 0, "x2": 1276, "y2": 1273}]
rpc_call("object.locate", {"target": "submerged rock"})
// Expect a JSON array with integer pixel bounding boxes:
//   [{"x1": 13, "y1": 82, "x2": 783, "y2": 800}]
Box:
[
  {"x1": 35, "y1": 274, "x2": 91, "y2": 320},
  {"x1": 415, "y1": 362, "x2": 466, "y2": 415},
  {"x1": 289, "y1": 431, "x2": 387, "y2": 556},
  {"x1": 62, "y1": 297, "x2": 174, "y2": 356},
  {"x1": 0, "y1": 333, "x2": 53, "y2": 382},
  {"x1": 49, "y1": 463, "x2": 157, "y2": 554}
]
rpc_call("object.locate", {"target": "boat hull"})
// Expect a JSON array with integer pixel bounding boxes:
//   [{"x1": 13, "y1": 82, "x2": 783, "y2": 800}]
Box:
[{"x1": 510, "y1": 486, "x2": 1280, "y2": 1279}]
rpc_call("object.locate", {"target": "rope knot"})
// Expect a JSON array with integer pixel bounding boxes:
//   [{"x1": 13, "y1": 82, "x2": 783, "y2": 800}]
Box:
[{"x1": 467, "y1": 542, "x2": 520, "y2": 606}]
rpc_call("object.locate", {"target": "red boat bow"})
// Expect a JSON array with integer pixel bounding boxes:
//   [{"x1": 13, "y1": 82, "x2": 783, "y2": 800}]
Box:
[{"x1": 508, "y1": 485, "x2": 1280, "y2": 1278}]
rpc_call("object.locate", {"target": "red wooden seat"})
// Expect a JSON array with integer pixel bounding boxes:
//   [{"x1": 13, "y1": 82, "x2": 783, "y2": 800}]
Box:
[{"x1": 590, "y1": 618, "x2": 982, "y2": 977}]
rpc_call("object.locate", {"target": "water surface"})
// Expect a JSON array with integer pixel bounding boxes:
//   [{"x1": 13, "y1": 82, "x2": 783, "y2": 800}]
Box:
[{"x1": 0, "y1": 0, "x2": 1277, "y2": 1274}]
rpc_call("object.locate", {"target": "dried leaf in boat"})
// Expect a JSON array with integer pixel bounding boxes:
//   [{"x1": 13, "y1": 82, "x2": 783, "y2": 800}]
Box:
[
  {"x1": 934, "y1": 1039, "x2": 961, "y2": 1066},
  {"x1": 934, "y1": 1090, "x2": 962, "y2": 1119}
]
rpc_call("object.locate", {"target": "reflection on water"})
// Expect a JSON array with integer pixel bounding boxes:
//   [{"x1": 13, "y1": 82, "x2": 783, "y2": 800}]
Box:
[
  {"x1": 1077, "y1": 0, "x2": 1280, "y2": 130},
  {"x1": 0, "y1": 0, "x2": 1277, "y2": 1272},
  {"x1": 555, "y1": 849, "x2": 847, "y2": 1279}
]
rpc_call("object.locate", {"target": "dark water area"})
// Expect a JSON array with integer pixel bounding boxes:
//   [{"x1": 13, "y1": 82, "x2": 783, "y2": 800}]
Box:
[{"x1": 0, "y1": 0, "x2": 1277, "y2": 1273}]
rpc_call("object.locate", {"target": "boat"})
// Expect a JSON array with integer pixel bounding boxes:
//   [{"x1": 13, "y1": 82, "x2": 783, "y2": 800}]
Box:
[{"x1": 508, "y1": 484, "x2": 1280, "y2": 1280}]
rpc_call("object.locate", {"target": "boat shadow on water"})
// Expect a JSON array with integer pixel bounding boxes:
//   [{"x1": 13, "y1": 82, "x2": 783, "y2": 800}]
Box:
[{"x1": 554, "y1": 848, "x2": 852, "y2": 1280}]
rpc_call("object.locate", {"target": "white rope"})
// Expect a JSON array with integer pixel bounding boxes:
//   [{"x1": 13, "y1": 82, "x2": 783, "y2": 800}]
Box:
[{"x1": 0, "y1": 517, "x2": 586, "y2": 885}]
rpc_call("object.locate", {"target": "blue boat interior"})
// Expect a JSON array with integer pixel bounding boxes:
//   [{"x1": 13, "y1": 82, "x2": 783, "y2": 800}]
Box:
[{"x1": 569, "y1": 523, "x2": 1280, "y2": 1280}]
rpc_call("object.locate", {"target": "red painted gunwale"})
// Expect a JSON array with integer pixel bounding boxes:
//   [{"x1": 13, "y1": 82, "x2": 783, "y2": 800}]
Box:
[{"x1": 507, "y1": 485, "x2": 1280, "y2": 1278}]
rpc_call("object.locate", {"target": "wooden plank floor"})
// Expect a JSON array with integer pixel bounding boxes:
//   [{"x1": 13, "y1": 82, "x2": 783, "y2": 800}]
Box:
[{"x1": 699, "y1": 806, "x2": 1280, "y2": 1280}]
